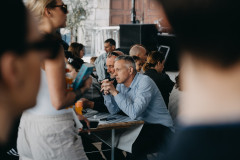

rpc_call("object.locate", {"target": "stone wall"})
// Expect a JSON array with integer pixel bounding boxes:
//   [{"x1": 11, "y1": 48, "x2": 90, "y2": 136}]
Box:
[{"x1": 77, "y1": 0, "x2": 111, "y2": 55}]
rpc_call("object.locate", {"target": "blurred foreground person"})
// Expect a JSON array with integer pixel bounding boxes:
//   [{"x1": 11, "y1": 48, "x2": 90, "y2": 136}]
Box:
[
  {"x1": 0, "y1": 0, "x2": 56, "y2": 159},
  {"x1": 157, "y1": 0, "x2": 240, "y2": 159},
  {"x1": 17, "y1": 0, "x2": 91, "y2": 159},
  {"x1": 0, "y1": 0, "x2": 42, "y2": 145}
]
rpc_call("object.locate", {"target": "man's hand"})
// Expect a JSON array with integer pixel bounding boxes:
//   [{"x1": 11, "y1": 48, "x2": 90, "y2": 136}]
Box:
[
  {"x1": 80, "y1": 98, "x2": 94, "y2": 109},
  {"x1": 101, "y1": 80, "x2": 118, "y2": 96}
]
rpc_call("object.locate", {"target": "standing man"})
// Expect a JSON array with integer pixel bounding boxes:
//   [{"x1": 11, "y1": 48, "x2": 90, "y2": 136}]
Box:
[
  {"x1": 101, "y1": 55, "x2": 173, "y2": 160},
  {"x1": 94, "y1": 39, "x2": 116, "y2": 81}
]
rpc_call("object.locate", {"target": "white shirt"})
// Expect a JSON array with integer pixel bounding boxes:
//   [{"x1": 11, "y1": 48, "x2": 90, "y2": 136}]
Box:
[{"x1": 27, "y1": 70, "x2": 71, "y2": 115}]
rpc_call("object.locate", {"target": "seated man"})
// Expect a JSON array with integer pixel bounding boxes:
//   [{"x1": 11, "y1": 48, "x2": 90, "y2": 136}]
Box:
[
  {"x1": 106, "y1": 52, "x2": 120, "y2": 81},
  {"x1": 101, "y1": 55, "x2": 174, "y2": 160},
  {"x1": 79, "y1": 51, "x2": 122, "y2": 113},
  {"x1": 94, "y1": 38, "x2": 116, "y2": 81},
  {"x1": 129, "y1": 44, "x2": 148, "y2": 63}
]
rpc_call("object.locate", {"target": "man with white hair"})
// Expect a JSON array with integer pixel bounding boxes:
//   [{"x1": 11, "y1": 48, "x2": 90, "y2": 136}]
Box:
[{"x1": 101, "y1": 55, "x2": 173, "y2": 160}]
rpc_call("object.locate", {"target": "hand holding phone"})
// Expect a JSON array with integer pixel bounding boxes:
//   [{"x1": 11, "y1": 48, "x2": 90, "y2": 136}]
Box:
[{"x1": 80, "y1": 120, "x2": 99, "y2": 129}]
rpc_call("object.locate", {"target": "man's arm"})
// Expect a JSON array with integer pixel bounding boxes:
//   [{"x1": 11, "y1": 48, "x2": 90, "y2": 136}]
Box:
[
  {"x1": 113, "y1": 77, "x2": 154, "y2": 119},
  {"x1": 103, "y1": 94, "x2": 121, "y2": 114},
  {"x1": 101, "y1": 80, "x2": 121, "y2": 114}
]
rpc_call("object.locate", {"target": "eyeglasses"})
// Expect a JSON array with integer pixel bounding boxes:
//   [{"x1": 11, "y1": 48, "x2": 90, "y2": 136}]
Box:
[{"x1": 52, "y1": 4, "x2": 68, "y2": 14}]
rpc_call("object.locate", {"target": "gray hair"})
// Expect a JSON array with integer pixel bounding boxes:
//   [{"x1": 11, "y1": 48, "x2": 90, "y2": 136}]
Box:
[{"x1": 115, "y1": 55, "x2": 136, "y2": 72}]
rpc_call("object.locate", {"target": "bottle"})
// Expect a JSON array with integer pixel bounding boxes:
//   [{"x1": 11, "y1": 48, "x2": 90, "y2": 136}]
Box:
[
  {"x1": 75, "y1": 100, "x2": 83, "y2": 115},
  {"x1": 65, "y1": 68, "x2": 73, "y2": 91},
  {"x1": 65, "y1": 65, "x2": 73, "y2": 109}
]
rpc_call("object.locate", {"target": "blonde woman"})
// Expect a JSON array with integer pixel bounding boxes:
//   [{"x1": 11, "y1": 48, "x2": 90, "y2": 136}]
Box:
[{"x1": 17, "y1": 0, "x2": 91, "y2": 159}]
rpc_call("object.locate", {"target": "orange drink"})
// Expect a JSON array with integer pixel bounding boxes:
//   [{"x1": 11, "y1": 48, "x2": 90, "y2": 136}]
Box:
[
  {"x1": 66, "y1": 76, "x2": 73, "y2": 91},
  {"x1": 75, "y1": 100, "x2": 83, "y2": 115}
]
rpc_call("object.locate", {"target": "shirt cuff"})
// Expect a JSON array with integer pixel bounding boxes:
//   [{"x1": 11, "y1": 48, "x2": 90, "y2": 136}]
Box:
[{"x1": 103, "y1": 94, "x2": 112, "y2": 102}]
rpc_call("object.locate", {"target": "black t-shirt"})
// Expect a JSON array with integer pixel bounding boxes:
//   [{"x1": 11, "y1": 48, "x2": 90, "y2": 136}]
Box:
[{"x1": 144, "y1": 69, "x2": 174, "y2": 107}]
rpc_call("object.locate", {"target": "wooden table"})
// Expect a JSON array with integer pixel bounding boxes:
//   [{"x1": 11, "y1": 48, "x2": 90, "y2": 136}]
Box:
[{"x1": 82, "y1": 109, "x2": 144, "y2": 160}]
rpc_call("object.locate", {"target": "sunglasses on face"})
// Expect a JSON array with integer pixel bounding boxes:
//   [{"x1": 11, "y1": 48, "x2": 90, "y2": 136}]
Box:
[{"x1": 52, "y1": 4, "x2": 68, "y2": 14}]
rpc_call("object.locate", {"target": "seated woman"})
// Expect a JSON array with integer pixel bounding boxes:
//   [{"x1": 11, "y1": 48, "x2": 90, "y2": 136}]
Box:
[
  {"x1": 68, "y1": 42, "x2": 85, "y2": 59},
  {"x1": 66, "y1": 57, "x2": 107, "y2": 160},
  {"x1": 143, "y1": 51, "x2": 175, "y2": 107},
  {"x1": 65, "y1": 56, "x2": 108, "y2": 113}
]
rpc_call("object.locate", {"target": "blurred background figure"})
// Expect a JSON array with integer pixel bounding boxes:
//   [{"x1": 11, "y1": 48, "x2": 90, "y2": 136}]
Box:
[
  {"x1": 143, "y1": 51, "x2": 174, "y2": 107},
  {"x1": 129, "y1": 44, "x2": 148, "y2": 64},
  {"x1": 64, "y1": 50, "x2": 74, "y2": 63},
  {"x1": 90, "y1": 56, "x2": 97, "y2": 65},
  {"x1": 156, "y1": 0, "x2": 240, "y2": 159},
  {"x1": 94, "y1": 38, "x2": 116, "y2": 81},
  {"x1": 90, "y1": 56, "x2": 98, "y2": 79},
  {"x1": 69, "y1": 42, "x2": 85, "y2": 59},
  {"x1": 132, "y1": 56, "x2": 144, "y2": 72},
  {"x1": 168, "y1": 74, "x2": 182, "y2": 126},
  {"x1": 114, "y1": 49, "x2": 125, "y2": 56},
  {"x1": 65, "y1": 57, "x2": 82, "y2": 80}
]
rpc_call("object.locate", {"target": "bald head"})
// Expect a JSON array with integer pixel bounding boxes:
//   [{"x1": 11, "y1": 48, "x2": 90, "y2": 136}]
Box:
[{"x1": 129, "y1": 45, "x2": 147, "y2": 62}]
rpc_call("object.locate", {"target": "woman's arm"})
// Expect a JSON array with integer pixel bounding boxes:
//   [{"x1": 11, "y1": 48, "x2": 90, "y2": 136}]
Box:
[{"x1": 44, "y1": 47, "x2": 91, "y2": 110}]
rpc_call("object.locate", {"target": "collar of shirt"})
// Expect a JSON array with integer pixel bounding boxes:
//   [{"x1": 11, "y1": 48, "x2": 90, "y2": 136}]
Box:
[{"x1": 128, "y1": 72, "x2": 140, "y2": 90}]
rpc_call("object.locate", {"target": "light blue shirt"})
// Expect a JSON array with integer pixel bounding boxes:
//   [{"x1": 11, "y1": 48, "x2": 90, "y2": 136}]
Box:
[
  {"x1": 94, "y1": 53, "x2": 107, "y2": 81},
  {"x1": 104, "y1": 73, "x2": 174, "y2": 130}
]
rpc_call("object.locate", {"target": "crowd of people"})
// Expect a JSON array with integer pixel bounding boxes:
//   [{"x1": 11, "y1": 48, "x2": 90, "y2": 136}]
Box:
[{"x1": 1, "y1": 0, "x2": 240, "y2": 160}]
